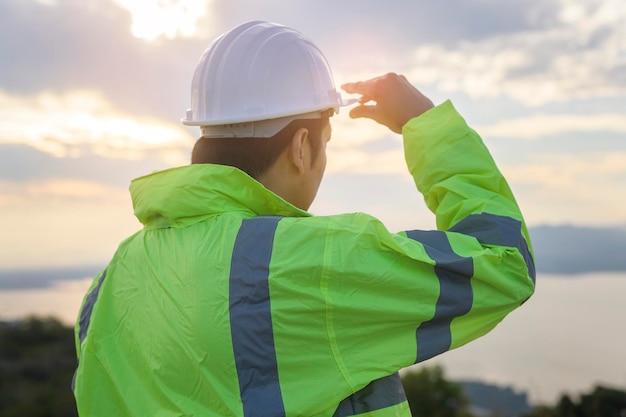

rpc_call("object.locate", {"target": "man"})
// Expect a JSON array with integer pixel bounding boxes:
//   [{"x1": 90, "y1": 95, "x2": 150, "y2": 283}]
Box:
[{"x1": 73, "y1": 21, "x2": 535, "y2": 417}]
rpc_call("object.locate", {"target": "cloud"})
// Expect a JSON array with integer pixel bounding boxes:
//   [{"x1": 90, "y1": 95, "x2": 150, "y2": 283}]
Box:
[
  {"x1": 0, "y1": 179, "x2": 128, "y2": 207},
  {"x1": 0, "y1": 0, "x2": 209, "y2": 120},
  {"x1": 5, "y1": 0, "x2": 622, "y2": 125},
  {"x1": 5, "y1": 0, "x2": 624, "y2": 118},
  {"x1": 0, "y1": 89, "x2": 193, "y2": 165},
  {"x1": 324, "y1": 110, "x2": 624, "y2": 232},
  {"x1": 0, "y1": 181, "x2": 139, "y2": 270},
  {"x1": 325, "y1": 114, "x2": 626, "y2": 228},
  {"x1": 476, "y1": 113, "x2": 626, "y2": 139},
  {"x1": 499, "y1": 151, "x2": 626, "y2": 226},
  {"x1": 325, "y1": 113, "x2": 407, "y2": 175},
  {"x1": 0, "y1": 143, "x2": 182, "y2": 191},
  {"x1": 503, "y1": 152, "x2": 626, "y2": 187},
  {"x1": 405, "y1": 0, "x2": 626, "y2": 105},
  {"x1": 213, "y1": 0, "x2": 536, "y2": 51},
  {"x1": 206, "y1": 1, "x2": 542, "y2": 83}
]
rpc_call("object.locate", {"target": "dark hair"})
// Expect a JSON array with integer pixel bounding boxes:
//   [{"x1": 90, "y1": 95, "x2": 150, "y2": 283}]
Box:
[{"x1": 191, "y1": 116, "x2": 329, "y2": 179}]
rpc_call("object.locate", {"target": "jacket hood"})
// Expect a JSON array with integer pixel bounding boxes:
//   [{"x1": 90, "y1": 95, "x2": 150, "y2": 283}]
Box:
[{"x1": 130, "y1": 164, "x2": 310, "y2": 229}]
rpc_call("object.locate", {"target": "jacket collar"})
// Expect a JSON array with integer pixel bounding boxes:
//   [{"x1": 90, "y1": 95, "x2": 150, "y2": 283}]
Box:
[{"x1": 130, "y1": 164, "x2": 310, "y2": 229}]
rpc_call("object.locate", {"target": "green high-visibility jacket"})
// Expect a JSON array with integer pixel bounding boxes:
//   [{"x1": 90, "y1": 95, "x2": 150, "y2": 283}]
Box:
[{"x1": 74, "y1": 101, "x2": 535, "y2": 417}]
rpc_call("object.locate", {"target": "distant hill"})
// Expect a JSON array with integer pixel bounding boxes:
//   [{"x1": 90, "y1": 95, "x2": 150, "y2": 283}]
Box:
[
  {"x1": 1, "y1": 225, "x2": 625, "y2": 290},
  {"x1": 458, "y1": 380, "x2": 531, "y2": 417},
  {"x1": 529, "y1": 225, "x2": 626, "y2": 274},
  {"x1": 0, "y1": 265, "x2": 102, "y2": 289}
]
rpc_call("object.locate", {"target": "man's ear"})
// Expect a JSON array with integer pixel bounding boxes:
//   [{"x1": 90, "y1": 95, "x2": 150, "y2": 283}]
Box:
[{"x1": 288, "y1": 127, "x2": 309, "y2": 175}]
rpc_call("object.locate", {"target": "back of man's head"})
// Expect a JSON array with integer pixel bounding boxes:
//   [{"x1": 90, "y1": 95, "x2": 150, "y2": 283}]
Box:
[{"x1": 191, "y1": 115, "x2": 330, "y2": 179}]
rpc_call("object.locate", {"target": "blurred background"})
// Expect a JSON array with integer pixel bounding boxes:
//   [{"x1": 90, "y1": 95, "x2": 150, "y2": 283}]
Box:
[{"x1": 1, "y1": 0, "x2": 625, "y2": 415}]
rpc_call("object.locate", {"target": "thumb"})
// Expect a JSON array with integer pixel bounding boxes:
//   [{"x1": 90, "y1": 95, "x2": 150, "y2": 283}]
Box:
[
  {"x1": 349, "y1": 104, "x2": 402, "y2": 133},
  {"x1": 349, "y1": 104, "x2": 378, "y2": 121}
]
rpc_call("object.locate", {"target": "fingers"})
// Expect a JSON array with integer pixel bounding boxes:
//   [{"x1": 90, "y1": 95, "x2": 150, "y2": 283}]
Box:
[
  {"x1": 342, "y1": 73, "x2": 433, "y2": 134},
  {"x1": 341, "y1": 80, "x2": 371, "y2": 96},
  {"x1": 349, "y1": 104, "x2": 403, "y2": 134},
  {"x1": 340, "y1": 82, "x2": 361, "y2": 95},
  {"x1": 349, "y1": 104, "x2": 376, "y2": 120},
  {"x1": 341, "y1": 73, "x2": 395, "y2": 97},
  {"x1": 358, "y1": 94, "x2": 373, "y2": 104}
]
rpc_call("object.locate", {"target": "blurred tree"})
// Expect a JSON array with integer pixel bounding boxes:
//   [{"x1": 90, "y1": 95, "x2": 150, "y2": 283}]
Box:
[
  {"x1": 578, "y1": 386, "x2": 626, "y2": 417},
  {"x1": 401, "y1": 365, "x2": 474, "y2": 417},
  {"x1": 524, "y1": 386, "x2": 626, "y2": 417},
  {"x1": 525, "y1": 405, "x2": 558, "y2": 417},
  {"x1": 555, "y1": 394, "x2": 578, "y2": 417},
  {"x1": 0, "y1": 317, "x2": 78, "y2": 417}
]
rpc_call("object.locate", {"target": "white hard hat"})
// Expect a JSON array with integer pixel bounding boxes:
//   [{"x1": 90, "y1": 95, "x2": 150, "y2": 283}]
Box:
[{"x1": 181, "y1": 21, "x2": 354, "y2": 138}]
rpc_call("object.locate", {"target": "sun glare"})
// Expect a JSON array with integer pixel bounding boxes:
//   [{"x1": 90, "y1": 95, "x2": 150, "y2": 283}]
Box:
[{"x1": 113, "y1": 0, "x2": 211, "y2": 41}]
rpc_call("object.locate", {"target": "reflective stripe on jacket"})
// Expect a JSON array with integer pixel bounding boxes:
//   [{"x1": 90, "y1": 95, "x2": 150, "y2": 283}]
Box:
[{"x1": 73, "y1": 100, "x2": 535, "y2": 416}]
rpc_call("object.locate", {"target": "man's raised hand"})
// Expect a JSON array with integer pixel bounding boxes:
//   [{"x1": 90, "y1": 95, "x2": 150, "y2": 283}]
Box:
[{"x1": 342, "y1": 73, "x2": 434, "y2": 134}]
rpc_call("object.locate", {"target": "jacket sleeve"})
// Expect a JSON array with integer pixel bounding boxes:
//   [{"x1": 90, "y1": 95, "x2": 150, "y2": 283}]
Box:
[{"x1": 316, "y1": 100, "x2": 535, "y2": 394}]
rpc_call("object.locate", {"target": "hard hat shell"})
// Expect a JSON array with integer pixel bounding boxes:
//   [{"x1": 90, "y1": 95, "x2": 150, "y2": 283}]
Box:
[{"x1": 182, "y1": 21, "x2": 347, "y2": 134}]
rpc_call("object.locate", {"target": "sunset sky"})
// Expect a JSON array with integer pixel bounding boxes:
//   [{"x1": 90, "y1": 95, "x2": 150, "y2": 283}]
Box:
[{"x1": 1, "y1": 0, "x2": 625, "y2": 269}]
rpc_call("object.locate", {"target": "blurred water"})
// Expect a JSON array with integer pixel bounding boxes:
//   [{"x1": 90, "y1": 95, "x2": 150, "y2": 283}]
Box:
[
  {"x1": 0, "y1": 277, "x2": 93, "y2": 325},
  {"x1": 416, "y1": 273, "x2": 626, "y2": 404},
  {"x1": 1, "y1": 273, "x2": 625, "y2": 405}
]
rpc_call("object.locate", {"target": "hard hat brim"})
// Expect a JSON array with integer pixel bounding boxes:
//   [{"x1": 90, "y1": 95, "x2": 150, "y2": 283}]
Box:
[{"x1": 181, "y1": 95, "x2": 358, "y2": 127}]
